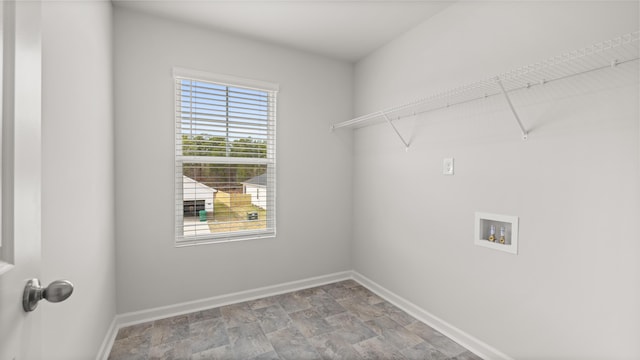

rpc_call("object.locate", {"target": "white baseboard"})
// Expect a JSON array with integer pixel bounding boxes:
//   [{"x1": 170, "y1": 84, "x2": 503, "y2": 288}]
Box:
[
  {"x1": 352, "y1": 271, "x2": 512, "y2": 360},
  {"x1": 97, "y1": 270, "x2": 510, "y2": 360},
  {"x1": 95, "y1": 317, "x2": 118, "y2": 360},
  {"x1": 96, "y1": 271, "x2": 351, "y2": 359}
]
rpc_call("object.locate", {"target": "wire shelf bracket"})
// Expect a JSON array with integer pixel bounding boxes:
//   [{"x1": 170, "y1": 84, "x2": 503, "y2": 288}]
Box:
[
  {"x1": 496, "y1": 77, "x2": 528, "y2": 140},
  {"x1": 382, "y1": 112, "x2": 411, "y2": 151},
  {"x1": 331, "y1": 31, "x2": 640, "y2": 144}
]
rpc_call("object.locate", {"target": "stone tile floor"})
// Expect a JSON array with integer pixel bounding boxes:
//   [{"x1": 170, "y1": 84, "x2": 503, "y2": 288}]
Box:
[{"x1": 108, "y1": 280, "x2": 482, "y2": 360}]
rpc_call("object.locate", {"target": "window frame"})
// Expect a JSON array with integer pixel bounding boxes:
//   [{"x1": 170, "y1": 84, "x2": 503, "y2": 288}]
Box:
[{"x1": 173, "y1": 68, "x2": 278, "y2": 246}]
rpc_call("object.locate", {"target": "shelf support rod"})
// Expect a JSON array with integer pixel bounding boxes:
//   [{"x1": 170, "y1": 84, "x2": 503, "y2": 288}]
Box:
[
  {"x1": 496, "y1": 77, "x2": 529, "y2": 140},
  {"x1": 382, "y1": 112, "x2": 410, "y2": 151}
]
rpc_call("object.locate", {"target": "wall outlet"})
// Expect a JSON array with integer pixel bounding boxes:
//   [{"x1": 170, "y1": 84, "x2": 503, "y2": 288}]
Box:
[{"x1": 443, "y1": 158, "x2": 454, "y2": 175}]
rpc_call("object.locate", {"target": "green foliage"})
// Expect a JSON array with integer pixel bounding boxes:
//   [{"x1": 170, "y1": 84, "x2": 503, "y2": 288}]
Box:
[
  {"x1": 230, "y1": 137, "x2": 267, "y2": 158},
  {"x1": 181, "y1": 134, "x2": 266, "y2": 158},
  {"x1": 181, "y1": 134, "x2": 267, "y2": 191},
  {"x1": 181, "y1": 134, "x2": 227, "y2": 157}
]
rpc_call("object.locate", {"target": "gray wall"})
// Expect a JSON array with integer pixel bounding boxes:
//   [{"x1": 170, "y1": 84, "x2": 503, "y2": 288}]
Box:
[
  {"x1": 41, "y1": 1, "x2": 116, "y2": 359},
  {"x1": 114, "y1": 8, "x2": 353, "y2": 313},
  {"x1": 353, "y1": 2, "x2": 639, "y2": 359}
]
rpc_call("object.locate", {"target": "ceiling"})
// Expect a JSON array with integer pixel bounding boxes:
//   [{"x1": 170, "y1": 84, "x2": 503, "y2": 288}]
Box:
[{"x1": 112, "y1": 0, "x2": 454, "y2": 62}]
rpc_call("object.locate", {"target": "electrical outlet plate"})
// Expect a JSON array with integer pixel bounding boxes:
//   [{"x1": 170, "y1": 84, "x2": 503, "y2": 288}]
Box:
[{"x1": 443, "y1": 158, "x2": 454, "y2": 175}]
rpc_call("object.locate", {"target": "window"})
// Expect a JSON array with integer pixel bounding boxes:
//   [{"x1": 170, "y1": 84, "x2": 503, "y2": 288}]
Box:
[{"x1": 174, "y1": 68, "x2": 277, "y2": 245}]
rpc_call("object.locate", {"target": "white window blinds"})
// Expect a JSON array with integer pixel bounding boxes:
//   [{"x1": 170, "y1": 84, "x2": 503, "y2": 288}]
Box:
[{"x1": 174, "y1": 69, "x2": 277, "y2": 245}]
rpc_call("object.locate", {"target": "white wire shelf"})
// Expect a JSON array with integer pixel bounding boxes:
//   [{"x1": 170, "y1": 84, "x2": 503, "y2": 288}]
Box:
[{"x1": 331, "y1": 31, "x2": 640, "y2": 145}]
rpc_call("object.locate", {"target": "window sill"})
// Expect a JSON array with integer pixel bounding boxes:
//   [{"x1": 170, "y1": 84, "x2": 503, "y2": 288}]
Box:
[{"x1": 175, "y1": 231, "x2": 276, "y2": 248}]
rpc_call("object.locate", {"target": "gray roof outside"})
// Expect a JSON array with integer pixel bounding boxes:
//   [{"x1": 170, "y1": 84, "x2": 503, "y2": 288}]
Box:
[{"x1": 242, "y1": 173, "x2": 267, "y2": 187}]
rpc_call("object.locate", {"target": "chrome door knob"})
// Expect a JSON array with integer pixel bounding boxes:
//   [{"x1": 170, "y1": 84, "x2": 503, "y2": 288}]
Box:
[{"x1": 23, "y1": 279, "x2": 74, "y2": 312}]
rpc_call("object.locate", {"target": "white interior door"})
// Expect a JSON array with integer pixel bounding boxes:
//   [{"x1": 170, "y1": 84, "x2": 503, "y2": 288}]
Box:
[{"x1": 0, "y1": 1, "x2": 44, "y2": 359}]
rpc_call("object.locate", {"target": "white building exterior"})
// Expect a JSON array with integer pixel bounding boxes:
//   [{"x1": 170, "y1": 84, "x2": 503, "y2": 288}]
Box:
[
  {"x1": 242, "y1": 174, "x2": 267, "y2": 209},
  {"x1": 183, "y1": 175, "x2": 216, "y2": 214}
]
